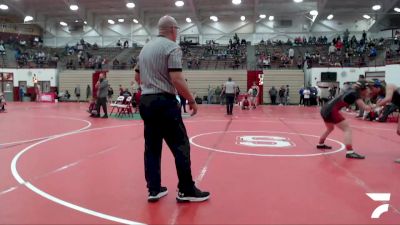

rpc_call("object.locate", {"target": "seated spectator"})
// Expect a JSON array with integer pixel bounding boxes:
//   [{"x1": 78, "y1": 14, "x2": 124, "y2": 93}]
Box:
[
  {"x1": 297, "y1": 56, "x2": 303, "y2": 69},
  {"x1": 121, "y1": 88, "x2": 132, "y2": 103},
  {"x1": 113, "y1": 58, "x2": 120, "y2": 69},
  {"x1": 66, "y1": 59, "x2": 74, "y2": 69},
  {"x1": 65, "y1": 90, "x2": 71, "y2": 99},
  {"x1": 87, "y1": 97, "x2": 98, "y2": 116},
  {"x1": 369, "y1": 47, "x2": 377, "y2": 57},
  {"x1": 19, "y1": 39, "x2": 26, "y2": 47},
  {"x1": 93, "y1": 42, "x2": 99, "y2": 50},
  {"x1": 0, "y1": 44, "x2": 5, "y2": 55},
  {"x1": 241, "y1": 95, "x2": 250, "y2": 110},
  {"x1": 116, "y1": 40, "x2": 122, "y2": 47},
  {"x1": 329, "y1": 43, "x2": 336, "y2": 55}
]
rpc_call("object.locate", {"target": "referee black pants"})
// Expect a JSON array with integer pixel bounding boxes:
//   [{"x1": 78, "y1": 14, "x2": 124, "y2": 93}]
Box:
[
  {"x1": 96, "y1": 97, "x2": 108, "y2": 116},
  {"x1": 226, "y1": 94, "x2": 235, "y2": 115},
  {"x1": 139, "y1": 94, "x2": 195, "y2": 193}
]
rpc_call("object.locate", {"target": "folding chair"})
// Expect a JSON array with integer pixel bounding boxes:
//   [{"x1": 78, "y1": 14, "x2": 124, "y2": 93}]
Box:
[
  {"x1": 117, "y1": 96, "x2": 133, "y2": 117},
  {"x1": 110, "y1": 96, "x2": 125, "y2": 116}
]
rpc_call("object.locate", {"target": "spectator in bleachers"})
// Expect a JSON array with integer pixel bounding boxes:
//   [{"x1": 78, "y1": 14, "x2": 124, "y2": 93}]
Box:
[
  {"x1": 369, "y1": 46, "x2": 377, "y2": 57},
  {"x1": 124, "y1": 40, "x2": 129, "y2": 48},
  {"x1": 113, "y1": 58, "x2": 120, "y2": 69},
  {"x1": 101, "y1": 57, "x2": 108, "y2": 69},
  {"x1": 288, "y1": 47, "x2": 294, "y2": 62},
  {"x1": 19, "y1": 39, "x2": 26, "y2": 47},
  {"x1": 329, "y1": 43, "x2": 336, "y2": 55},
  {"x1": 93, "y1": 42, "x2": 99, "y2": 50},
  {"x1": 297, "y1": 56, "x2": 303, "y2": 69},
  {"x1": 117, "y1": 40, "x2": 122, "y2": 48},
  {"x1": 362, "y1": 30, "x2": 367, "y2": 41},
  {"x1": 66, "y1": 59, "x2": 74, "y2": 69},
  {"x1": 0, "y1": 44, "x2": 5, "y2": 55}
]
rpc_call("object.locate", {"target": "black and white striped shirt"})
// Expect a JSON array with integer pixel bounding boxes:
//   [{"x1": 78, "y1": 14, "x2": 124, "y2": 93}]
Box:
[{"x1": 136, "y1": 36, "x2": 182, "y2": 95}]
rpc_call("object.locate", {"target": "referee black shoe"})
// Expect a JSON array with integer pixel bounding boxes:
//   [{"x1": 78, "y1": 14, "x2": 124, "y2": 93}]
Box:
[
  {"x1": 148, "y1": 186, "x2": 168, "y2": 202},
  {"x1": 346, "y1": 151, "x2": 365, "y2": 159},
  {"x1": 176, "y1": 186, "x2": 210, "y2": 203},
  {"x1": 317, "y1": 144, "x2": 332, "y2": 149}
]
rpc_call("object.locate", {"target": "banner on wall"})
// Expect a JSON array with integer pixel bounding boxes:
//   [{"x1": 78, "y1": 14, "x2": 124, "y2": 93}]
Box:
[
  {"x1": 247, "y1": 71, "x2": 264, "y2": 104},
  {"x1": 40, "y1": 93, "x2": 55, "y2": 103}
]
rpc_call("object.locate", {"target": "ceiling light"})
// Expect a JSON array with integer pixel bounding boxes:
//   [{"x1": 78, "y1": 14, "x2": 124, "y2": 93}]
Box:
[
  {"x1": 372, "y1": 5, "x2": 381, "y2": 11},
  {"x1": 60, "y1": 21, "x2": 68, "y2": 26},
  {"x1": 186, "y1": 17, "x2": 192, "y2": 23},
  {"x1": 232, "y1": 0, "x2": 241, "y2": 5},
  {"x1": 327, "y1": 14, "x2": 334, "y2": 20},
  {"x1": 293, "y1": 0, "x2": 303, "y2": 2},
  {"x1": 69, "y1": 4, "x2": 79, "y2": 11},
  {"x1": 175, "y1": 1, "x2": 184, "y2": 7},
  {"x1": 240, "y1": 16, "x2": 245, "y2": 21},
  {"x1": 118, "y1": 18, "x2": 124, "y2": 23},
  {"x1": 269, "y1": 16, "x2": 274, "y2": 21},
  {"x1": 75, "y1": 20, "x2": 79, "y2": 23},
  {"x1": 133, "y1": 19, "x2": 139, "y2": 23},
  {"x1": 259, "y1": 14, "x2": 266, "y2": 19},
  {"x1": 310, "y1": 10, "x2": 318, "y2": 16},
  {"x1": 108, "y1": 19, "x2": 115, "y2": 24},
  {"x1": 0, "y1": 4, "x2": 9, "y2": 10},
  {"x1": 84, "y1": 21, "x2": 87, "y2": 24},
  {"x1": 363, "y1": 14, "x2": 371, "y2": 19},
  {"x1": 395, "y1": 7, "x2": 400, "y2": 12},
  {"x1": 126, "y1": 2, "x2": 135, "y2": 8},
  {"x1": 210, "y1": 16, "x2": 218, "y2": 22},
  {"x1": 24, "y1": 16, "x2": 34, "y2": 22}
]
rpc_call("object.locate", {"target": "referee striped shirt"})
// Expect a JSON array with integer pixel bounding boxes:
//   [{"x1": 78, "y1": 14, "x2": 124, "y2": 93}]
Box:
[{"x1": 135, "y1": 36, "x2": 182, "y2": 95}]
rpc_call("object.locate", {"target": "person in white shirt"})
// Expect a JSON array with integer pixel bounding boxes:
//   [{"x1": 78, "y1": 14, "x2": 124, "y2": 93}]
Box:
[
  {"x1": 222, "y1": 77, "x2": 236, "y2": 115},
  {"x1": 316, "y1": 86, "x2": 322, "y2": 106},
  {"x1": 329, "y1": 43, "x2": 336, "y2": 55},
  {"x1": 303, "y1": 88, "x2": 311, "y2": 106}
]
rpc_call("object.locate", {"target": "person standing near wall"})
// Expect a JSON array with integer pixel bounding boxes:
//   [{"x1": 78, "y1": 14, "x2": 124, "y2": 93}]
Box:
[
  {"x1": 86, "y1": 84, "x2": 91, "y2": 100},
  {"x1": 74, "y1": 85, "x2": 81, "y2": 102},
  {"x1": 93, "y1": 73, "x2": 108, "y2": 118},
  {"x1": 269, "y1": 86, "x2": 277, "y2": 105},
  {"x1": 222, "y1": 77, "x2": 236, "y2": 115}
]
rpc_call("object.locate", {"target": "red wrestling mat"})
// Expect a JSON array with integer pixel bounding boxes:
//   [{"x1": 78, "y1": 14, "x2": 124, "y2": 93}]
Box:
[{"x1": 0, "y1": 102, "x2": 399, "y2": 224}]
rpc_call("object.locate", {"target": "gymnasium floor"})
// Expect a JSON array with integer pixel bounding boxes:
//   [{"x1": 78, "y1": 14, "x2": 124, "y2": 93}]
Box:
[{"x1": 0, "y1": 102, "x2": 399, "y2": 224}]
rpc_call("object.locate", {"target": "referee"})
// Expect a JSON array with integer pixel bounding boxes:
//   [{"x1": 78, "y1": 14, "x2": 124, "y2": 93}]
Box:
[{"x1": 135, "y1": 15, "x2": 210, "y2": 203}]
